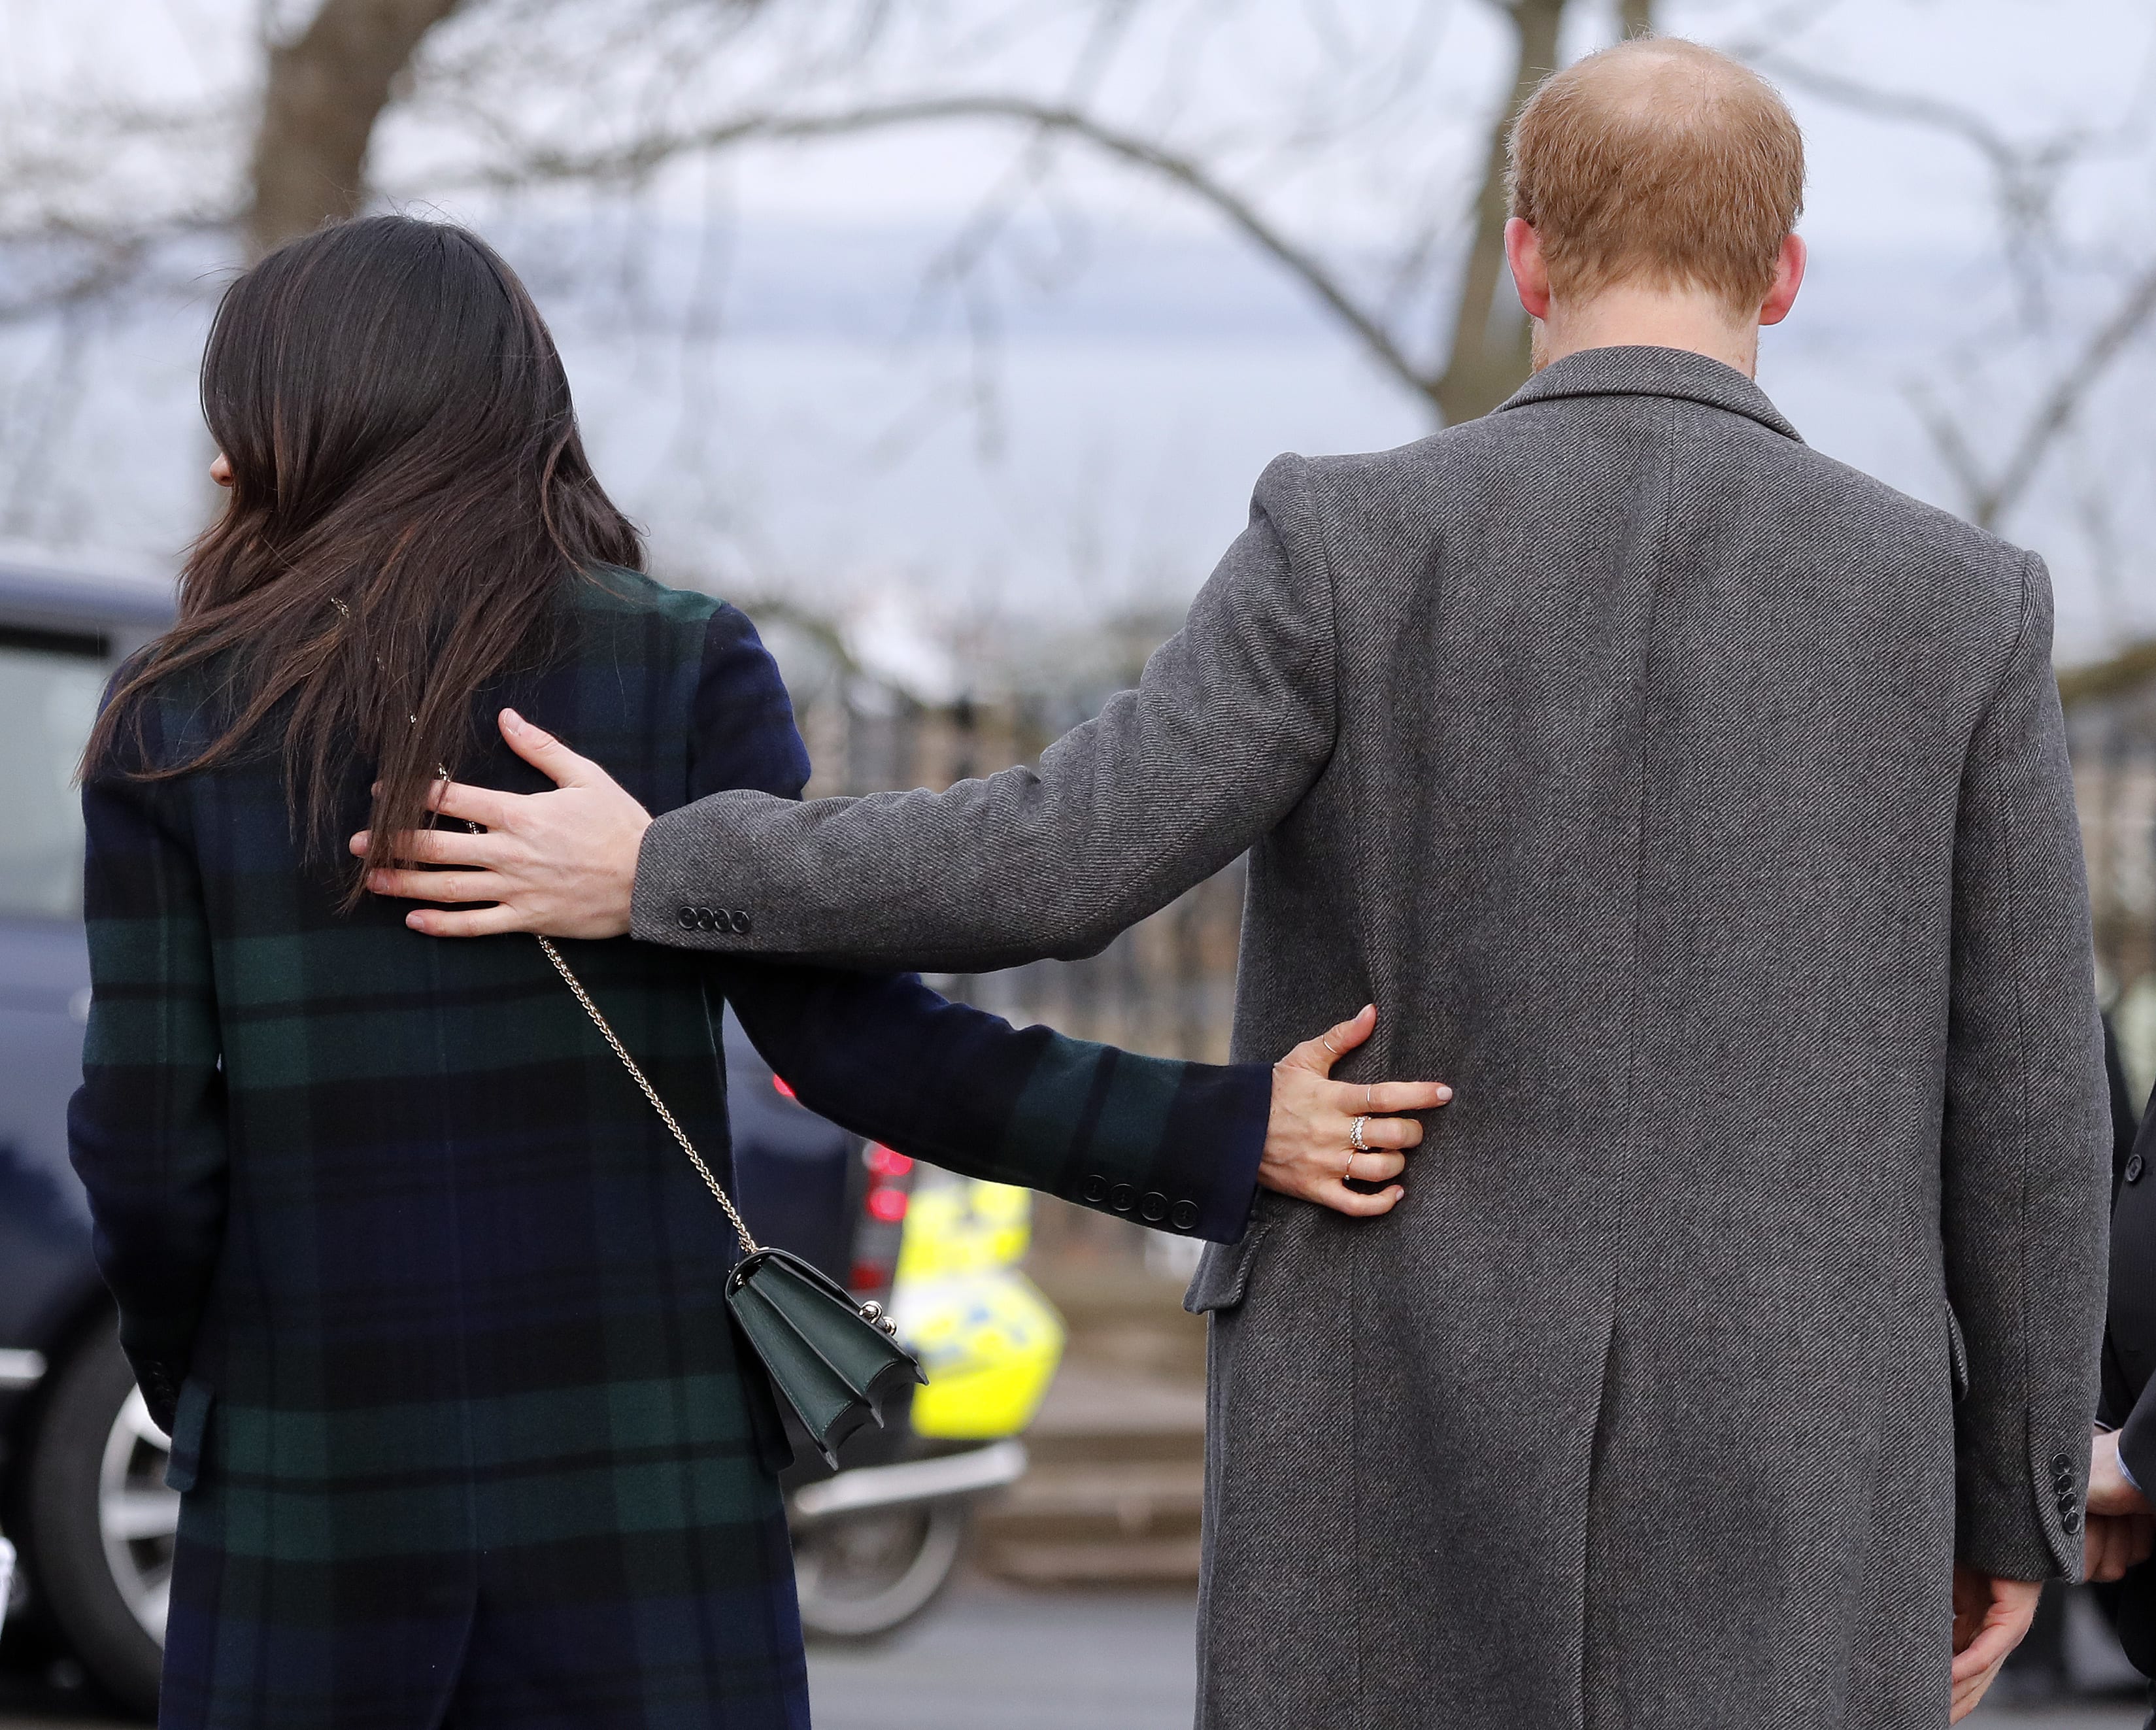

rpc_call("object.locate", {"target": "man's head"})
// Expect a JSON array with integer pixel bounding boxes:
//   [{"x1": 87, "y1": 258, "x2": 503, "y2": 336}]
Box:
[{"x1": 1504, "y1": 37, "x2": 1807, "y2": 371}]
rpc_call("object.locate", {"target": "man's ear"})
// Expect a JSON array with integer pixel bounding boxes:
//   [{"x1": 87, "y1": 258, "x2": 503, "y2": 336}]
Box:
[
  {"x1": 1505, "y1": 218, "x2": 1553, "y2": 322},
  {"x1": 1759, "y1": 233, "x2": 1807, "y2": 328}
]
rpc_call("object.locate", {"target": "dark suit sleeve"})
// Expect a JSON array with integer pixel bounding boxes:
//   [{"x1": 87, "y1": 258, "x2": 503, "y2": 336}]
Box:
[
  {"x1": 67, "y1": 714, "x2": 228, "y2": 1433},
  {"x1": 2123, "y1": 1384, "x2": 2156, "y2": 1495},
  {"x1": 691, "y1": 604, "x2": 1269, "y2": 1244},
  {"x1": 2106, "y1": 1015, "x2": 2140, "y2": 1198},
  {"x1": 1941, "y1": 554, "x2": 2111, "y2": 1582},
  {"x1": 630, "y1": 456, "x2": 1336, "y2": 970}
]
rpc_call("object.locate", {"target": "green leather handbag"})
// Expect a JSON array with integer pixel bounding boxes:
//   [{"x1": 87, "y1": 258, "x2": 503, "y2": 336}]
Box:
[{"x1": 539, "y1": 938, "x2": 924, "y2": 1466}]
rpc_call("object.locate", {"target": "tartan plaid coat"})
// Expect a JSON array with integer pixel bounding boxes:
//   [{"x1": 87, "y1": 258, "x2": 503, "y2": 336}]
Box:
[{"x1": 69, "y1": 569, "x2": 1268, "y2": 1730}]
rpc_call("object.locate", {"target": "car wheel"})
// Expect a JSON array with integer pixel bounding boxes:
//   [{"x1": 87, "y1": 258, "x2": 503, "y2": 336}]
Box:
[
  {"x1": 791, "y1": 1500, "x2": 969, "y2": 1640},
  {"x1": 21, "y1": 1321, "x2": 171, "y2": 1714}
]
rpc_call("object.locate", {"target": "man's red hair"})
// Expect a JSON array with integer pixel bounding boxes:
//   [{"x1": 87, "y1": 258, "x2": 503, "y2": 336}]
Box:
[{"x1": 1508, "y1": 37, "x2": 1806, "y2": 313}]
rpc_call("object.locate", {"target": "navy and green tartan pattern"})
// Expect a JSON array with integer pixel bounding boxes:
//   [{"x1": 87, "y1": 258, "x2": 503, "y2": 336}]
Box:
[{"x1": 70, "y1": 570, "x2": 1268, "y2": 1729}]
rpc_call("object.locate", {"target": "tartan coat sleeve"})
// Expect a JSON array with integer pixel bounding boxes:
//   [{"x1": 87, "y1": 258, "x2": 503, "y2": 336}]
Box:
[
  {"x1": 690, "y1": 604, "x2": 1270, "y2": 1245},
  {"x1": 68, "y1": 705, "x2": 229, "y2": 1433}
]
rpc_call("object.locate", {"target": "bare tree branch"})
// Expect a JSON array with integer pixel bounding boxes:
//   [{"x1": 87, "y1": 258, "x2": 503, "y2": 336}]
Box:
[
  {"x1": 1970, "y1": 260, "x2": 2156, "y2": 530},
  {"x1": 1433, "y1": 0, "x2": 1568, "y2": 424},
  {"x1": 250, "y1": 0, "x2": 471, "y2": 257},
  {"x1": 1899, "y1": 379, "x2": 1991, "y2": 513},
  {"x1": 450, "y1": 91, "x2": 1445, "y2": 411},
  {"x1": 1753, "y1": 51, "x2": 2144, "y2": 328},
  {"x1": 1717, "y1": 0, "x2": 1850, "y2": 61}
]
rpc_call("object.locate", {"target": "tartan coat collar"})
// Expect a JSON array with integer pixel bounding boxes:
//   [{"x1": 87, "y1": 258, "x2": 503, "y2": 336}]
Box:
[{"x1": 1494, "y1": 343, "x2": 1805, "y2": 445}]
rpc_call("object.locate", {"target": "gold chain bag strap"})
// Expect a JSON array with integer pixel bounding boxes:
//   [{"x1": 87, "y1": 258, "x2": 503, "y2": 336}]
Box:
[{"x1": 537, "y1": 936, "x2": 924, "y2": 1466}]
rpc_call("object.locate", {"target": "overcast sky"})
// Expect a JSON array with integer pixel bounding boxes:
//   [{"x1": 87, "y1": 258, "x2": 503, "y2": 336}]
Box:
[{"x1": 5, "y1": 0, "x2": 2156, "y2": 669}]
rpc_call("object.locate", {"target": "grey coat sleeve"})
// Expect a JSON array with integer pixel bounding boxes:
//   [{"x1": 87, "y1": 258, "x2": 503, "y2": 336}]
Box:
[
  {"x1": 632, "y1": 454, "x2": 1338, "y2": 972},
  {"x1": 1942, "y1": 552, "x2": 2111, "y2": 1582}
]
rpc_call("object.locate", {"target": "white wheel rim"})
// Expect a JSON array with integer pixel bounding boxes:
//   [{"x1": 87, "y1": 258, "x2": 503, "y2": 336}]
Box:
[
  {"x1": 794, "y1": 1501, "x2": 967, "y2": 1638},
  {"x1": 97, "y1": 1387, "x2": 177, "y2": 1642}
]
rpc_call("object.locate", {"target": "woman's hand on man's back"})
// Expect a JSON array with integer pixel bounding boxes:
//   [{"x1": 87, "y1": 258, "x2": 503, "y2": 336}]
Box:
[{"x1": 1264, "y1": 1006, "x2": 1450, "y2": 1217}]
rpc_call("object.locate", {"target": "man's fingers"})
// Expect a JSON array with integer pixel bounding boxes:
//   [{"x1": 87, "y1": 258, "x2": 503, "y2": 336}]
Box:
[
  {"x1": 352, "y1": 827, "x2": 503, "y2": 867},
  {"x1": 404, "y1": 904, "x2": 530, "y2": 938},
  {"x1": 499, "y1": 708, "x2": 605, "y2": 790},
  {"x1": 1949, "y1": 1620, "x2": 2019, "y2": 1687},
  {"x1": 424, "y1": 779, "x2": 516, "y2": 830},
  {"x1": 1357, "y1": 1079, "x2": 1453, "y2": 1112},
  {"x1": 1949, "y1": 1663, "x2": 2002, "y2": 1723},
  {"x1": 366, "y1": 868, "x2": 505, "y2": 905}
]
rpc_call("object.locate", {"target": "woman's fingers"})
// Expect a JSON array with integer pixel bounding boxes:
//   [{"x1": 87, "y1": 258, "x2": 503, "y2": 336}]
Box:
[
  {"x1": 1279, "y1": 1004, "x2": 1377, "y2": 1077},
  {"x1": 1317, "y1": 1181, "x2": 1406, "y2": 1218},
  {"x1": 1358, "y1": 1079, "x2": 1453, "y2": 1113},
  {"x1": 1260, "y1": 1010, "x2": 1454, "y2": 1222},
  {"x1": 1346, "y1": 1114, "x2": 1424, "y2": 1151}
]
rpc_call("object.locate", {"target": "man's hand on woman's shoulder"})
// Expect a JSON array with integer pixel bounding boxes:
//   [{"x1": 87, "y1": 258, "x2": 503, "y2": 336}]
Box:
[{"x1": 354, "y1": 709, "x2": 648, "y2": 939}]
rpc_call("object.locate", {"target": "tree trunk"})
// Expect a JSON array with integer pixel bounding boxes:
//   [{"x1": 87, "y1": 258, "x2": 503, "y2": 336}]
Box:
[
  {"x1": 1432, "y1": 0, "x2": 1569, "y2": 425},
  {"x1": 248, "y1": 0, "x2": 465, "y2": 259}
]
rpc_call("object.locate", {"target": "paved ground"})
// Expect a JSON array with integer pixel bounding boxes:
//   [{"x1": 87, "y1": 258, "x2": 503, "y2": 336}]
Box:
[
  {"x1": 812, "y1": 1582, "x2": 2147, "y2": 1729},
  {"x1": 3, "y1": 1578, "x2": 2149, "y2": 1727}
]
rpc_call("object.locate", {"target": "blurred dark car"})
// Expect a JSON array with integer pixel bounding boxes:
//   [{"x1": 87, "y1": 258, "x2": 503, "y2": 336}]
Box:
[{"x1": 0, "y1": 556, "x2": 894, "y2": 1714}]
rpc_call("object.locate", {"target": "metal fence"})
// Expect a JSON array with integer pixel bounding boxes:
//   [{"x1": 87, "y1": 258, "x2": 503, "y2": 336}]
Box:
[
  {"x1": 793, "y1": 674, "x2": 1248, "y2": 1068},
  {"x1": 792, "y1": 664, "x2": 2156, "y2": 1213},
  {"x1": 2068, "y1": 685, "x2": 2156, "y2": 1096}
]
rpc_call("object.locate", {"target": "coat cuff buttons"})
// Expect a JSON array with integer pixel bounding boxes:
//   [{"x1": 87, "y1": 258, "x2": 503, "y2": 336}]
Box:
[
  {"x1": 1079, "y1": 1173, "x2": 1202, "y2": 1233},
  {"x1": 2050, "y1": 1452, "x2": 2082, "y2": 1533},
  {"x1": 676, "y1": 906, "x2": 753, "y2": 935}
]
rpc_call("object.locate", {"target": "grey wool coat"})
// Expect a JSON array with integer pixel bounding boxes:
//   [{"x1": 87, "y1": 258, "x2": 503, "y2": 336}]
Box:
[{"x1": 633, "y1": 347, "x2": 2112, "y2": 1729}]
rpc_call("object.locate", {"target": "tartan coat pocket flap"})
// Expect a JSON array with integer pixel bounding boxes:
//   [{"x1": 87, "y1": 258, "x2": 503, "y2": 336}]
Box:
[{"x1": 163, "y1": 1378, "x2": 213, "y2": 1493}]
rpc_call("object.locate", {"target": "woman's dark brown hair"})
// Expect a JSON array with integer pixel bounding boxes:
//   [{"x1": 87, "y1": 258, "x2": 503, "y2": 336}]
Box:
[{"x1": 84, "y1": 214, "x2": 641, "y2": 904}]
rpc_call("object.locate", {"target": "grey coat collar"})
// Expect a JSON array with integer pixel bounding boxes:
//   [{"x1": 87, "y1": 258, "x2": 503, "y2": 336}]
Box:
[{"x1": 1494, "y1": 344, "x2": 1804, "y2": 444}]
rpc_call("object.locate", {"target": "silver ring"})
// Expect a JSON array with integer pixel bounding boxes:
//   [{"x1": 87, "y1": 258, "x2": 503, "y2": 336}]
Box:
[
  {"x1": 1321, "y1": 1037, "x2": 1339, "y2": 1057},
  {"x1": 1350, "y1": 1115, "x2": 1370, "y2": 1153}
]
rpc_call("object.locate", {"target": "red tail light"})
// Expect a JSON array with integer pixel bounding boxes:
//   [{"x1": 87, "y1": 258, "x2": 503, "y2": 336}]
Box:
[{"x1": 850, "y1": 1144, "x2": 916, "y2": 1299}]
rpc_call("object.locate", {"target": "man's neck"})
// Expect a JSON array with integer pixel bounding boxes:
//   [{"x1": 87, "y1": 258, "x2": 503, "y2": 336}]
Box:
[{"x1": 1531, "y1": 286, "x2": 1762, "y2": 379}]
